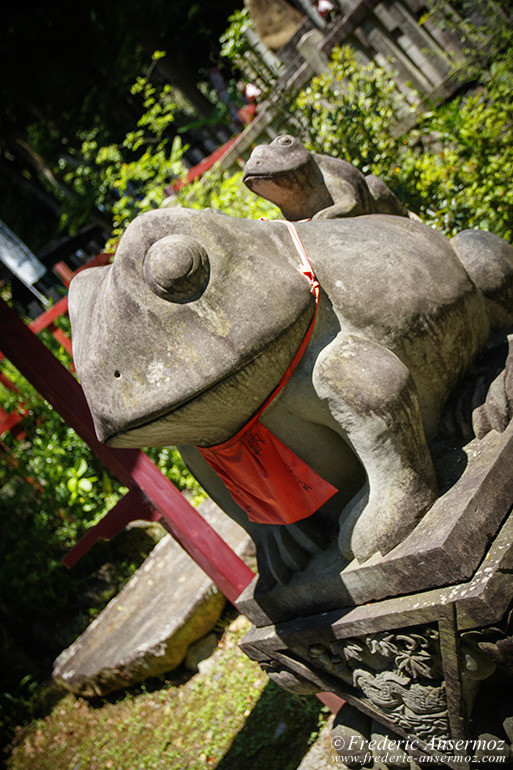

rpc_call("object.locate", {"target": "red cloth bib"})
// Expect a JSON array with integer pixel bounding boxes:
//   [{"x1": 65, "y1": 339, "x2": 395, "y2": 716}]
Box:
[{"x1": 198, "y1": 221, "x2": 338, "y2": 525}]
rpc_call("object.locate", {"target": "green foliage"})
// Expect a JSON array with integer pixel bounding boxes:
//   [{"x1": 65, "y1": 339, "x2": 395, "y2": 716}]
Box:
[
  {"x1": 178, "y1": 168, "x2": 281, "y2": 220},
  {"x1": 423, "y1": 0, "x2": 513, "y2": 82},
  {"x1": 0, "y1": 360, "x2": 126, "y2": 589},
  {"x1": 296, "y1": 46, "x2": 407, "y2": 172},
  {"x1": 294, "y1": 45, "x2": 513, "y2": 240},
  {"x1": 218, "y1": 6, "x2": 279, "y2": 99},
  {"x1": 61, "y1": 52, "x2": 188, "y2": 243},
  {"x1": 0, "y1": 341, "x2": 204, "y2": 740},
  {"x1": 145, "y1": 447, "x2": 205, "y2": 505},
  {"x1": 219, "y1": 7, "x2": 252, "y2": 62}
]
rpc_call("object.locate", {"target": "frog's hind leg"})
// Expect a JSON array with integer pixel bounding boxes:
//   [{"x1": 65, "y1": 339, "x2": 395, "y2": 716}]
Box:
[
  {"x1": 451, "y1": 229, "x2": 513, "y2": 329},
  {"x1": 452, "y1": 231, "x2": 513, "y2": 440},
  {"x1": 313, "y1": 333, "x2": 437, "y2": 563}
]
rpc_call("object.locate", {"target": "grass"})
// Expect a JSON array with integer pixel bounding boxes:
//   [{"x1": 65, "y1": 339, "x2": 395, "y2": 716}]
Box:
[{"x1": 5, "y1": 614, "x2": 329, "y2": 769}]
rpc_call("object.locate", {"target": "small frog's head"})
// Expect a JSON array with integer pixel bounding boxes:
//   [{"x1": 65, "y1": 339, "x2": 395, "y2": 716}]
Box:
[{"x1": 243, "y1": 136, "x2": 330, "y2": 220}]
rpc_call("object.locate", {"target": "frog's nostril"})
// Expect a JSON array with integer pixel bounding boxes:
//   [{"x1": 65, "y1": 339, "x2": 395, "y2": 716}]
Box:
[{"x1": 144, "y1": 234, "x2": 209, "y2": 303}]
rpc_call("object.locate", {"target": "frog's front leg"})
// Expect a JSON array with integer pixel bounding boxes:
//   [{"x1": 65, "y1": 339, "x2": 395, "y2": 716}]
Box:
[
  {"x1": 313, "y1": 333, "x2": 437, "y2": 562},
  {"x1": 311, "y1": 180, "x2": 366, "y2": 220}
]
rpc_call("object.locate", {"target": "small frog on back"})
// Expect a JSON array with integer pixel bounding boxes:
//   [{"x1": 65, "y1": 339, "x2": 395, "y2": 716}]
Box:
[{"x1": 242, "y1": 134, "x2": 410, "y2": 221}]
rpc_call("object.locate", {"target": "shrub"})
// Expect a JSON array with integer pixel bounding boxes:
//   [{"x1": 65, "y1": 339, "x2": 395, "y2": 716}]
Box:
[
  {"x1": 61, "y1": 51, "x2": 187, "y2": 244},
  {"x1": 177, "y1": 168, "x2": 281, "y2": 220},
  {"x1": 294, "y1": 45, "x2": 513, "y2": 240}
]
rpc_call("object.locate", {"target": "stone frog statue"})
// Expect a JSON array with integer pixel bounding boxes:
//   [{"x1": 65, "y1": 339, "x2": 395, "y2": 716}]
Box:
[
  {"x1": 242, "y1": 134, "x2": 410, "y2": 221},
  {"x1": 68, "y1": 207, "x2": 513, "y2": 586}
]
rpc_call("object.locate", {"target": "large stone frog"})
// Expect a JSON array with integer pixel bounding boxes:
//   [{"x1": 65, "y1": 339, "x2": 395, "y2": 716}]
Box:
[{"x1": 69, "y1": 207, "x2": 513, "y2": 585}]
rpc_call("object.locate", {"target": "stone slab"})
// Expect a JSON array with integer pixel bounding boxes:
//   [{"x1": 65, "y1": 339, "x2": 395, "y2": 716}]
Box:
[
  {"x1": 240, "y1": 506, "x2": 513, "y2": 655},
  {"x1": 238, "y1": 424, "x2": 513, "y2": 626},
  {"x1": 238, "y1": 513, "x2": 513, "y2": 767},
  {"x1": 53, "y1": 498, "x2": 254, "y2": 697}
]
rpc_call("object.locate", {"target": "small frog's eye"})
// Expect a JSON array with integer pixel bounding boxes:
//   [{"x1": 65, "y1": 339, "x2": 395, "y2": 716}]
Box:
[
  {"x1": 143, "y1": 234, "x2": 209, "y2": 303},
  {"x1": 274, "y1": 135, "x2": 295, "y2": 147}
]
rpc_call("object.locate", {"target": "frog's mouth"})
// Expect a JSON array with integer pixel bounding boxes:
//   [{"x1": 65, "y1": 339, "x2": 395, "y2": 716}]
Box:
[
  {"x1": 242, "y1": 170, "x2": 297, "y2": 192},
  {"x1": 104, "y1": 305, "x2": 314, "y2": 449},
  {"x1": 105, "y1": 366, "x2": 256, "y2": 449}
]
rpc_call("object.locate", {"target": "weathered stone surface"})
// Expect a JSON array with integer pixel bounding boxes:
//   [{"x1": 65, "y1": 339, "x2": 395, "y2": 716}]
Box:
[
  {"x1": 244, "y1": 0, "x2": 304, "y2": 50},
  {"x1": 242, "y1": 135, "x2": 409, "y2": 221},
  {"x1": 296, "y1": 715, "x2": 338, "y2": 770},
  {"x1": 240, "y1": 504, "x2": 513, "y2": 766},
  {"x1": 184, "y1": 631, "x2": 218, "y2": 673},
  {"x1": 69, "y1": 205, "x2": 513, "y2": 578},
  {"x1": 237, "y1": 421, "x2": 513, "y2": 624},
  {"x1": 53, "y1": 498, "x2": 253, "y2": 697}
]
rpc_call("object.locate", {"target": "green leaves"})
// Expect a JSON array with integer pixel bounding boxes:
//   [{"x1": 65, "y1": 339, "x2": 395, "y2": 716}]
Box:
[
  {"x1": 65, "y1": 458, "x2": 98, "y2": 508},
  {"x1": 179, "y1": 168, "x2": 281, "y2": 220},
  {"x1": 219, "y1": 8, "x2": 252, "y2": 60},
  {"x1": 61, "y1": 51, "x2": 188, "y2": 242},
  {"x1": 294, "y1": 44, "x2": 513, "y2": 241}
]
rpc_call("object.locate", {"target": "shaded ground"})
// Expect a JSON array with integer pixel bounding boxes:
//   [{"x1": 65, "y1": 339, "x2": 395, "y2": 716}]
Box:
[{"x1": 5, "y1": 615, "x2": 329, "y2": 769}]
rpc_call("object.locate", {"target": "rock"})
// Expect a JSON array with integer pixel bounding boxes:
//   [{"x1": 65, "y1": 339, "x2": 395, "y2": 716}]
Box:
[
  {"x1": 242, "y1": 135, "x2": 409, "y2": 221},
  {"x1": 53, "y1": 498, "x2": 253, "y2": 697},
  {"x1": 244, "y1": 0, "x2": 304, "y2": 51},
  {"x1": 184, "y1": 632, "x2": 218, "y2": 673},
  {"x1": 113, "y1": 519, "x2": 167, "y2": 562}
]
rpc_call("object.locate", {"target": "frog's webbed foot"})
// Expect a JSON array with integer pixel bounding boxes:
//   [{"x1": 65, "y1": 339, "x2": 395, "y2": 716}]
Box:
[
  {"x1": 312, "y1": 181, "x2": 365, "y2": 220},
  {"x1": 255, "y1": 512, "x2": 334, "y2": 589},
  {"x1": 338, "y1": 476, "x2": 436, "y2": 563}
]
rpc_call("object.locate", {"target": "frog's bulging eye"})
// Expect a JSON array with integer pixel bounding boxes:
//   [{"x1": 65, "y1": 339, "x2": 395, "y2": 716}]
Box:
[
  {"x1": 143, "y1": 234, "x2": 210, "y2": 303},
  {"x1": 274, "y1": 135, "x2": 294, "y2": 147}
]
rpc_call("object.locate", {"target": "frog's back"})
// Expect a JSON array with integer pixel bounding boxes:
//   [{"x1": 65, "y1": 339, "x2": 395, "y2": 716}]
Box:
[{"x1": 314, "y1": 153, "x2": 375, "y2": 213}]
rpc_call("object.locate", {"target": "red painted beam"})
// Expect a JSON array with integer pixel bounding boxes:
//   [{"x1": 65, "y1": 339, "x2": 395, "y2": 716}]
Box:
[
  {"x1": 0, "y1": 298, "x2": 255, "y2": 604},
  {"x1": 0, "y1": 408, "x2": 24, "y2": 438},
  {"x1": 28, "y1": 296, "x2": 69, "y2": 335},
  {"x1": 53, "y1": 261, "x2": 75, "y2": 288},
  {"x1": 316, "y1": 692, "x2": 345, "y2": 714},
  {"x1": 74, "y1": 252, "x2": 112, "y2": 271},
  {"x1": 62, "y1": 488, "x2": 161, "y2": 568},
  {"x1": 169, "y1": 133, "x2": 242, "y2": 193},
  {"x1": 53, "y1": 252, "x2": 113, "y2": 288},
  {"x1": 0, "y1": 370, "x2": 21, "y2": 393},
  {"x1": 127, "y1": 451, "x2": 256, "y2": 600},
  {"x1": 49, "y1": 325, "x2": 73, "y2": 356}
]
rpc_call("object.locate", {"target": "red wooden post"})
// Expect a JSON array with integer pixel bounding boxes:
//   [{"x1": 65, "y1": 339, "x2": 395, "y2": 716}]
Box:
[
  {"x1": 0, "y1": 367, "x2": 27, "y2": 439},
  {"x1": 27, "y1": 295, "x2": 69, "y2": 334},
  {"x1": 0, "y1": 297, "x2": 255, "y2": 604},
  {"x1": 53, "y1": 261, "x2": 75, "y2": 287},
  {"x1": 0, "y1": 406, "x2": 25, "y2": 437}
]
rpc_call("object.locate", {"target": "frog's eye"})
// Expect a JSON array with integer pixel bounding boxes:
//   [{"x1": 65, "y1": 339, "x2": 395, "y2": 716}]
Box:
[
  {"x1": 274, "y1": 135, "x2": 294, "y2": 147},
  {"x1": 143, "y1": 234, "x2": 209, "y2": 303}
]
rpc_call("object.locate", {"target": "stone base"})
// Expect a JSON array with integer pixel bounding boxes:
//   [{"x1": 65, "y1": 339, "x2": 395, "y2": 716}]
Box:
[
  {"x1": 238, "y1": 427, "x2": 513, "y2": 768},
  {"x1": 238, "y1": 424, "x2": 513, "y2": 626},
  {"x1": 53, "y1": 498, "x2": 253, "y2": 697}
]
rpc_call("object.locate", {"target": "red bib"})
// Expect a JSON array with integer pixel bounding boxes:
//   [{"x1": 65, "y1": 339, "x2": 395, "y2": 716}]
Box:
[{"x1": 198, "y1": 221, "x2": 337, "y2": 525}]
